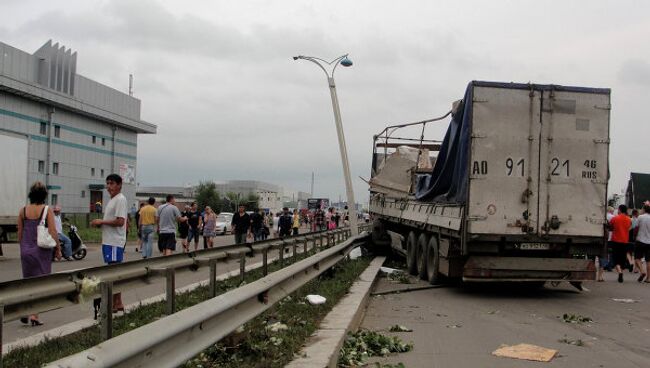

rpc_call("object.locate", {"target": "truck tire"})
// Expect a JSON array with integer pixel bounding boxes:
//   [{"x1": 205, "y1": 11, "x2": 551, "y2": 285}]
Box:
[
  {"x1": 406, "y1": 231, "x2": 418, "y2": 275},
  {"x1": 417, "y1": 233, "x2": 429, "y2": 280},
  {"x1": 426, "y1": 235, "x2": 441, "y2": 284},
  {"x1": 370, "y1": 219, "x2": 391, "y2": 255}
]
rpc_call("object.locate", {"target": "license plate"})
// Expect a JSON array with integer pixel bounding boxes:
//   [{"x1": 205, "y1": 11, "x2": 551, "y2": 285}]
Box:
[{"x1": 519, "y1": 243, "x2": 550, "y2": 250}]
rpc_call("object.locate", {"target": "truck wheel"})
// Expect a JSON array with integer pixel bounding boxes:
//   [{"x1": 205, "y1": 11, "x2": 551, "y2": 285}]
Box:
[
  {"x1": 417, "y1": 233, "x2": 429, "y2": 280},
  {"x1": 426, "y1": 235, "x2": 441, "y2": 284},
  {"x1": 406, "y1": 231, "x2": 418, "y2": 275},
  {"x1": 370, "y1": 219, "x2": 391, "y2": 255}
]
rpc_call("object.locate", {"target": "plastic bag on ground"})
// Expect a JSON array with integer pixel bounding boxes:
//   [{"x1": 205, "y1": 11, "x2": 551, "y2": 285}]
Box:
[{"x1": 306, "y1": 294, "x2": 327, "y2": 305}]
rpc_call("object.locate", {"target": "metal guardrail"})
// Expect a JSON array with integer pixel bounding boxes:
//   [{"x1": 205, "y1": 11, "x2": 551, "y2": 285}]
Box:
[
  {"x1": 45, "y1": 231, "x2": 369, "y2": 368},
  {"x1": 0, "y1": 224, "x2": 370, "y2": 365}
]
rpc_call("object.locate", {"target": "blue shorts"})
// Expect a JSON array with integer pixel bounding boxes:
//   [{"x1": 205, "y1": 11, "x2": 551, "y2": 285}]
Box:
[{"x1": 102, "y1": 244, "x2": 125, "y2": 264}]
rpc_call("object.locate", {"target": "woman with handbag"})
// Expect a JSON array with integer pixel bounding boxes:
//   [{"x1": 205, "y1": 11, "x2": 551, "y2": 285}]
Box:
[{"x1": 17, "y1": 181, "x2": 61, "y2": 326}]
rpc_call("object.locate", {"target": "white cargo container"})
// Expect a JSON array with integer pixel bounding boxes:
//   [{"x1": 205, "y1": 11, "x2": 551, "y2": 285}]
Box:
[
  {"x1": 0, "y1": 130, "x2": 29, "y2": 248},
  {"x1": 370, "y1": 81, "x2": 610, "y2": 285}
]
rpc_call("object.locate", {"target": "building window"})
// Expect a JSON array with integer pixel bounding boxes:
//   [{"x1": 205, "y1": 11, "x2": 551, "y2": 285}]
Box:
[
  {"x1": 54, "y1": 125, "x2": 61, "y2": 138},
  {"x1": 51, "y1": 194, "x2": 58, "y2": 206},
  {"x1": 91, "y1": 168, "x2": 95, "y2": 177},
  {"x1": 52, "y1": 162, "x2": 59, "y2": 175},
  {"x1": 40, "y1": 122, "x2": 47, "y2": 135},
  {"x1": 38, "y1": 160, "x2": 45, "y2": 173},
  {"x1": 92, "y1": 135, "x2": 97, "y2": 144},
  {"x1": 100, "y1": 169, "x2": 105, "y2": 177},
  {"x1": 101, "y1": 137, "x2": 106, "y2": 146},
  {"x1": 81, "y1": 190, "x2": 86, "y2": 198}
]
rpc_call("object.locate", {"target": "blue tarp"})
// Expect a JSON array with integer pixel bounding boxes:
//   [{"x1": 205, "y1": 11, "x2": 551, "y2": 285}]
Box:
[
  {"x1": 414, "y1": 81, "x2": 610, "y2": 203},
  {"x1": 414, "y1": 83, "x2": 473, "y2": 203}
]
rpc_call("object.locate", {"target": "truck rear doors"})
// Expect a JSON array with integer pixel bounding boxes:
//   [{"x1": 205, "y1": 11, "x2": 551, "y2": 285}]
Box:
[{"x1": 467, "y1": 83, "x2": 610, "y2": 238}]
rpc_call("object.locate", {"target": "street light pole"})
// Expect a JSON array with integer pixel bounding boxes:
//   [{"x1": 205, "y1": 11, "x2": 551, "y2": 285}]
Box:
[{"x1": 293, "y1": 54, "x2": 359, "y2": 236}]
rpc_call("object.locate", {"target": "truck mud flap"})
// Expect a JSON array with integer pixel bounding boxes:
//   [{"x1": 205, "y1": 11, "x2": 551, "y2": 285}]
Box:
[{"x1": 462, "y1": 256, "x2": 596, "y2": 282}]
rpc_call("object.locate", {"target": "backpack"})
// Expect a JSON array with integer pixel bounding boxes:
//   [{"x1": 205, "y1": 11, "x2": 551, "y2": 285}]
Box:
[{"x1": 279, "y1": 214, "x2": 292, "y2": 232}]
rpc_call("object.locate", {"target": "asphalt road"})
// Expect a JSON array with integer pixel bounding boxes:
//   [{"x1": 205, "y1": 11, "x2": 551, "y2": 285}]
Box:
[
  {"x1": 362, "y1": 272, "x2": 650, "y2": 368},
  {"x1": 0, "y1": 233, "x2": 260, "y2": 344}
]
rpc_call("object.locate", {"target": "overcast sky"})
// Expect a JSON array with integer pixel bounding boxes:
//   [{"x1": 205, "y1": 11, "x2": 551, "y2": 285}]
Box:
[{"x1": 2, "y1": 0, "x2": 649, "y2": 202}]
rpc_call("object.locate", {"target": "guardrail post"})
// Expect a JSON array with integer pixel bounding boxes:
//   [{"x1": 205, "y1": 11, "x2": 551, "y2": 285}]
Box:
[
  {"x1": 262, "y1": 248, "x2": 269, "y2": 276},
  {"x1": 292, "y1": 240, "x2": 297, "y2": 261},
  {"x1": 165, "y1": 269, "x2": 176, "y2": 315},
  {"x1": 279, "y1": 243, "x2": 285, "y2": 267},
  {"x1": 303, "y1": 237, "x2": 308, "y2": 256},
  {"x1": 100, "y1": 281, "x2": 113, "y2": 341},
  {"x1": 209, "y1": 260, "x2": 217, "y2": 298},
  {"x1": 1, "y1": 304, "x2": 4, "y2": 368},
  {"x1": 239, "y1": 253, "x2": 246, "y2": 283},
  {"x1": 319, "y1": 233, "x2": 324, "y2": 250}
]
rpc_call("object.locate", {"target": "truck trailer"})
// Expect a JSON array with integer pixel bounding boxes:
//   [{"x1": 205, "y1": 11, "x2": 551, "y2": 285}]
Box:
[
  {"x1": 369, "y1": 81, "x2": 610, "y2": 285},
  {"x1": 0, "y1": 130, "x2": 29, "y2": 254}
]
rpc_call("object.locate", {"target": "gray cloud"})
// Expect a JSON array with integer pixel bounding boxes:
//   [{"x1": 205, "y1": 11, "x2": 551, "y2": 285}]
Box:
[{"x1": 3, "y1": 0, "x2": 650, "y2": 201}]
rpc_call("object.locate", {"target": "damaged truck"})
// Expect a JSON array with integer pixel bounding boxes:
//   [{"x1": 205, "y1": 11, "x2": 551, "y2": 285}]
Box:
[{"x1": 369, "y1": 81, "x2": 610, "y2": 287}]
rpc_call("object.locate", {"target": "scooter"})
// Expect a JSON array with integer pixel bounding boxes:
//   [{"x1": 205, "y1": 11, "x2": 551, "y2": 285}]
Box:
[{"x1": 68, "y1": 225, "x2": 87, "y2": 260}]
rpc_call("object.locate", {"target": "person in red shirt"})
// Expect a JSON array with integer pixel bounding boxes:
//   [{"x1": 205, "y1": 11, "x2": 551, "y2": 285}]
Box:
[{"x1": 610, "y1": 204, "x2": 632, "y2": 283}]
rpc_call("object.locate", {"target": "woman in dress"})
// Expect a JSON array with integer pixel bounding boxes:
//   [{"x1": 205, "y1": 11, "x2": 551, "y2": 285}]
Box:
[
  {"x1": 17, "y1": 182, "x2": 61, "y2": 326},
  {"x1": 202, "y1": 206, "x2": 217, "y2": 248}
]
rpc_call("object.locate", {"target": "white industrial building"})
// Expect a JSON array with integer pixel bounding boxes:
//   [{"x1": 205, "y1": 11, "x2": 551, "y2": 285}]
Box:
[{"x1": 0, "y1": 40, "x2": 156, "y2": 212}]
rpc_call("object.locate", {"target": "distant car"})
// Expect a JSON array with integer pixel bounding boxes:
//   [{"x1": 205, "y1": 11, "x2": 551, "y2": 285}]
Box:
[{"x1": 215, "y1": 212, "x2": 233, "y2": 235}]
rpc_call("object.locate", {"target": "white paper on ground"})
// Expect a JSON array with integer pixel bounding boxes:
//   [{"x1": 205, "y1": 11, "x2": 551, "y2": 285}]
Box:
[{"x1": 306, "y1": 294, "x2": 327, "y2": 305}]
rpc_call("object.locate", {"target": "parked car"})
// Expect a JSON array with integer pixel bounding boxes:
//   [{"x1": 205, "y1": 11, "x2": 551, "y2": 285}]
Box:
[{"x1": 215, "y1": 212, "x2": 233, "y2": 235}]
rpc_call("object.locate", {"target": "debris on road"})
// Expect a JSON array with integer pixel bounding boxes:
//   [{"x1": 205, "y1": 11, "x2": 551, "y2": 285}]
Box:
[
  {"x1": 558, "y1": 336, "x2": 585, "y2": 347},
  {"x1": 306, "y1": 294, "x2": 326, "y2": 305},
  {"x1": 492, "y1": 343, "x2": 558, "y2": 362},
  {"x1": 384, "y1": 269, "x2": 412, "y2": 284},
  {"x1": 379, "y1": 266, "x2": 399, "y2": 274},
  {"x1": 338, "y1": 329, "x2": 413, "y2": 367},
  {"x1": 612, "y1": 298, "x2": 638, "y2": 303},
  {"x1": 389, "y1": 325, "x2": 413, "y2": 332},
  {"x1": 561, "y1": 313, "x2": 593, "y2": 324},
  {"x1": 446, "y1": 324, "x2": 462, "y2": 329}
]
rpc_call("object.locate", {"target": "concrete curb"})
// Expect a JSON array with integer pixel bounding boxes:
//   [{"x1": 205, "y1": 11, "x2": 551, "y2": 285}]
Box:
[
  {"x1": 285, "y1": 256, "x2": 386, "y2": 368},
  {"x1": 2, "y1": 258, "x2": 268, "y2": 355}
]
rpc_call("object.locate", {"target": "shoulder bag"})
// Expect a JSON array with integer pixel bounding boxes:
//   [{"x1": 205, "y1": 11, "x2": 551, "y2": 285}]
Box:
[{"x1": 37, "y1": 205, "x2": 57, "y2": 249}]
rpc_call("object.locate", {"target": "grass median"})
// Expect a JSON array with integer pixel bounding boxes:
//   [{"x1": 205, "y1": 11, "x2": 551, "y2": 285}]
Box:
[{"x1": 184, "y1": 256, "x2": 372, "y2": 368}]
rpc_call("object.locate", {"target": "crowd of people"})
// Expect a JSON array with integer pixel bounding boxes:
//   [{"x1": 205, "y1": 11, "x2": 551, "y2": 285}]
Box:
[
  {"x1": 598, "y1": 202, "x2": 650, "y2": 283},
  {"x1": 15, "y1": 174, "x2": 357, "y2": 324}
]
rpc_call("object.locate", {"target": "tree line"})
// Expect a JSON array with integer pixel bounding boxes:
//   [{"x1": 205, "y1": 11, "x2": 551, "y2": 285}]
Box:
[{"x1": 194, "y1": 181, "x2": 260, "y2": 213}]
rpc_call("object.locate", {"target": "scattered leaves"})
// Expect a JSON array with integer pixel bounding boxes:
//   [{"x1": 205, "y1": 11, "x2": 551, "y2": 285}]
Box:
[
  {"x1": 389, "y1": 325, "x2": 413, "y2": 332},
  {"x1": 338, "y1": 330, "x2": 413, "y2": 367},
  {"x1": 560, "y1": 314, "x2": 593, "y2": 324}
]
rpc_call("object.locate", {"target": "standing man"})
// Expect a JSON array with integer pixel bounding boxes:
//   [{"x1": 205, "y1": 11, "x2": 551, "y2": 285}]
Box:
[
  {"x1": 231, "y1": 204, "x2": 251, "y2": 244},
  {"x1": 186, "y1": 202, "x2": 202, "y2": 251},
  {"x1": 90, "y1": 174, "x2": 128, "y2": 312},
  {"x1": 634, "y1": 203, "x2": 650, "y2": 282},
  {"x1": 139, "y1": 197, "x2": 157, "y2": 259},
  {"x1": 279, "y1": 207, "x2": 293, "y2": 238},
  {"x1": 155, "y1": 194, "x2": 187, "y2": 256},
  {"x1": 610, "y1": 204, "x2": 632, "y2": 283},
  {"x1": 53, "y1": 205, "x2": 73, "y2": 261},
  {"x1": 251, "y1": 209, "x2": 264, "y2": 241}
]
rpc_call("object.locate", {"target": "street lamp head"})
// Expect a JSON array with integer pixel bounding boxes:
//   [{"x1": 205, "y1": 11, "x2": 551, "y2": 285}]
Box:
[{"x1": 340, "y1": 57, "x2": 353, "y2": 67}]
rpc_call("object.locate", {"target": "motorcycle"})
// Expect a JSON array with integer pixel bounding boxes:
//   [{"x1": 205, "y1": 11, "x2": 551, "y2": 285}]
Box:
[{"x1": 68, "y1": 225, "x2": 87, "y2": 260}]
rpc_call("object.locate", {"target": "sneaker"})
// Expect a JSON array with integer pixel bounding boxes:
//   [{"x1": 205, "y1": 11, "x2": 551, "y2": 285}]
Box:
[
  {"x1": 64, "y1": 256, "x2": 73, "y2": 261},
  {"x1": 618, "y1": 273, "x2": 624, "y2": 283},
  {"x1": 638, "y1": 274, "x2": 646, "y2": 283}
]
